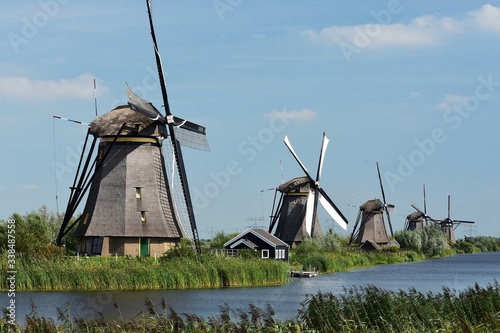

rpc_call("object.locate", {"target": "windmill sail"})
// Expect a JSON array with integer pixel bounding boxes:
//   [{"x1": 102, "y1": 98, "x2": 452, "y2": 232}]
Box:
[
  {"x1": 127, "y1": 84, "x2": 210, "y2": 151},
  {"x1": 127, "y1": 84, "x2": 165, "y2": 122},
  {"x1": 270, "y1": 133, "x2": 348, "y2": 247},
  {"x1": 144, "y1": 0, "x2": 205, "y2": 254},
  {"x1": 172, "y1": 116, "x2": 210, "y2": 151}
]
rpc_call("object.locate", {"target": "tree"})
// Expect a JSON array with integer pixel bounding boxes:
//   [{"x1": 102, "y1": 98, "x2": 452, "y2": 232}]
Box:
[{"x1": 209, "y1": 231, "x2": 238, "y2": 249}]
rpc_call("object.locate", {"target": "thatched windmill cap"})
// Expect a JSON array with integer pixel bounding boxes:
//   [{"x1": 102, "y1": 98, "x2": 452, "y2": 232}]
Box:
[
  {"x1": 278, "y1": 176, "x2": 311, "y2": 193},
  {"x1": 406, "y1": 211, "x2": 424, "y2": 220},
  {"x1": 90, "y1": 105, "x2": 163, "y2": 137},
  {"x1": 360, "y1": 199, "x2": 384, "y2": 212}
]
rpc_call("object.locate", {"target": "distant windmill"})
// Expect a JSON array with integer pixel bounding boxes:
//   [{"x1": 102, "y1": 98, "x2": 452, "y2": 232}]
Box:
[
  {"x1": 55, "y1": 1, "x2": 209, "y2": 255},
  {"x1": 268, "y1": 133, "x2": 348, "y2": 248},
  {"x1": 440, "y1": 195, "x2": 475, "y2": 244},
  {"x1": 405, "y1": 184, "x2": 435, "y2": 231},
  {"x1": 349, "y1": 162, "x2": 398, "y2": 249}
]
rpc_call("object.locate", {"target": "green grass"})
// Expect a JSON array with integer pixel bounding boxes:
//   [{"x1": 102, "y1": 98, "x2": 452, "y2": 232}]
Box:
[
  {"x1": 0, "y1": 254, "x2": 290, "y2": 291},
  {"x1": 291, "y1": 248, "x2": 426, "y2": 274}
]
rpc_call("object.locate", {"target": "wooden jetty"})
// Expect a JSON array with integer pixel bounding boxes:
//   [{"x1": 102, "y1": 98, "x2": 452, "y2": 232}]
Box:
[{"x1": 290, "y1": 268, "x2": 317, "y2": 278}]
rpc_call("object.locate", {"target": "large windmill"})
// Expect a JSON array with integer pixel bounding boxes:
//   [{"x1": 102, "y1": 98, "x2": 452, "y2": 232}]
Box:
[
  {"x1": 268, "y1": 133, "x2": 348, "y2": 248},
  {"x1": 349, "y1": 163, "x2": 398, "y2": 248},
  {"x1": 439, "y1": 195, "x2": 475, "y2": 244},
  {"x1": 55, "y1": 1, "x2": 208, "y2": 255}
]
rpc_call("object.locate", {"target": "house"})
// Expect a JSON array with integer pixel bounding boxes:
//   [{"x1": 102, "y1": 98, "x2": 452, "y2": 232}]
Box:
[{"x1": 224, "y1": 228, "x2": 290, "y2": 261}]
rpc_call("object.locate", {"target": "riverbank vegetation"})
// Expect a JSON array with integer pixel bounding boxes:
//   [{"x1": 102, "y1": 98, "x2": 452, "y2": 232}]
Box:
[
  {"x1": 1, "y1": 207, "x2": 500, "y2": 291},
  {"x1": 0, "y1": 253, "x2": 289, "y2": 291},
  {"x1": 2, "y1": 281, "x2": 499, "y2": 332}
]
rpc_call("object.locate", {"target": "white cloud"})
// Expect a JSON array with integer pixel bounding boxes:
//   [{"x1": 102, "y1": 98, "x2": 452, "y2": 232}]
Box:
[
  {"x1": 265, "y1": 108, "x2": 317, "y2": 122},
  {"x1": 469, "y1": 4, "x2": 500, "y2": 32},
  {"x1": 409, "y1": 91, "x2": 423, "y2": 99},
  {"x1": 436, "y1": 94, "x2": 468, "y2": 111},
  {"x1": 0, "y1": 73, "x2": 108, "y2": 101},
  {"x1": 16, "y1": 184, "x2": 41, "y2": 191},
  {"x1": 302, "y1": 4, "x2": 500, "y2": 49}
]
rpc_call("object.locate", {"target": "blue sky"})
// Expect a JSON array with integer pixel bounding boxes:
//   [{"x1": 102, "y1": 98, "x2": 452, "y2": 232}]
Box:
[{"x1": 1, "y1": 0, "x2": 499, "y2": 240}]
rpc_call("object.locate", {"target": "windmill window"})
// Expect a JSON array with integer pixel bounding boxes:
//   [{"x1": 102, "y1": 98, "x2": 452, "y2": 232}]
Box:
[
  {"x1": 82, "y1": 213, "x2": 89, "y2": 225},
  {"x1": 261, "y1": 249, "x2": 269, "y2": 259},
  {"x1": 91, "y1": 237, "x2": 103, "y2": 255},
  {"x1": 135, "y1": 187, "x2": 142, "y2": 199},
  {"x1": 141, "y1": 211, "x2": 147, "y2": 222}
]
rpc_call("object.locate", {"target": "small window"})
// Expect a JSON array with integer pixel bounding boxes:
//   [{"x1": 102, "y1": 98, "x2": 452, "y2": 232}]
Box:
[
  {"x1": 261, "y1": 249, "x2": 269, "y2": 259},
  {"x1": 135, "y1": 187, "x2": 142, "y2": 199},
  {"x1": 141, "y1": 211, "x2": 147, "y2": 222}
]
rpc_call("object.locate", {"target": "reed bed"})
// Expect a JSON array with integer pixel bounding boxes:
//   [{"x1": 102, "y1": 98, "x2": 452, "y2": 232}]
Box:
[
  {"x1": 300, "y1": 281, "x2": 500, "y2": 333},
  {"x1": 0, "y1": 254, "x2": 289, "y2": 291},
  {"x1": 292, "y1": 249, "x2": 425, "y2": 274},
  {"x1": 3, "y1": 282, "x2": 499, "y2": 332}
]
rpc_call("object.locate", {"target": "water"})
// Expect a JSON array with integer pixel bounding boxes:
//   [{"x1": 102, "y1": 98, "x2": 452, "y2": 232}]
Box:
[{"x1": 5, "y1": 252, "x2": 500, "y2": 324}]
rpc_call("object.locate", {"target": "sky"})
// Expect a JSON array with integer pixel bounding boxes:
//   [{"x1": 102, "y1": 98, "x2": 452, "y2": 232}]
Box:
[{"x1": 1, "y1": 0, "x2": 499, "y2": 240}]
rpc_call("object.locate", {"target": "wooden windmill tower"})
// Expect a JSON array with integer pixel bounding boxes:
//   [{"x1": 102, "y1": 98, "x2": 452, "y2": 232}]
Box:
[
  {"x1": 55, "y1": 1, "x2": 209, "y2": 256},
  {"x1": 268, "y1": 133, "x2": 348, "y2": 248},
  {"x1": 349, "y1": 163, "x2": 398, "y2": 249},
  {"x1": 439, "y1": 195, "x2": 475, "y2": 244},
  {"x1": 405, "y1": 184, "x2": 432, "y2": 231}
]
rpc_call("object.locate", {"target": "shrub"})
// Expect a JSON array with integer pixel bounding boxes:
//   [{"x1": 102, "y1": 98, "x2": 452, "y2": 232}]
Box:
[{"x1": 395, "y1": 229, "x2": 422, "y2": 251}]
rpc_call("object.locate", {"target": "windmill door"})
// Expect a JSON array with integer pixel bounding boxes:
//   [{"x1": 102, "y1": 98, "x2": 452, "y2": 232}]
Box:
[{"x1": 140, "y1": 237, "x2": 149, "y2": 256}]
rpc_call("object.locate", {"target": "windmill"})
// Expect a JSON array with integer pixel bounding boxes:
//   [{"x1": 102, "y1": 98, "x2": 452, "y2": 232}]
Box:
[
  {"x1": 55, "y1": 1, "x2": 209, "y2": 255},
  {"x1": 349, "y1": 162, "x2": 398, "y2": 248},
  {"x1": 268, "y1": 133, "x2": 348, "y2": 248},
  {"x1": 405, "y1": 184, "x2": 435, "y2": 231},
  {"x1": 439, "y1": 195, "x2": 475, "y2": 244}
]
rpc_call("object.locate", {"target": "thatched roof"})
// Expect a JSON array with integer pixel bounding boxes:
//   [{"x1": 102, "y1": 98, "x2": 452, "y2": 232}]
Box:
[
  {"x1": 406, "y1": 211, "x2": 425, "y2": 221},
  {"x1": 90, "y1": 105, "x2": 164, "y2": 137},
  {"x1": 359, "y1": 199, "x2": 383, "y2": 212},
  {"x1": 278, "y1": 177, "x2": 311, "y2": 193}
]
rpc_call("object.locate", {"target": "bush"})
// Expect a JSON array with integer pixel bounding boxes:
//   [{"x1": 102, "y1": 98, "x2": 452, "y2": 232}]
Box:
[
  {"x1": 395, "y1": 229, "x2": 422, "y2": 251},
  {"x1": 420, "y1": 225, "x2": 449, "y2": 257},
  {"x1": 163, "y1": 239, "x2": 197, "y2": 259}
]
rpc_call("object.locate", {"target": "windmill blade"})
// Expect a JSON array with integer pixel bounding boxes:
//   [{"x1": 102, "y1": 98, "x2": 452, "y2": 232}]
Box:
[
  {"x1": 349, "y1": 210, "x2": 362, "y2": 244},
  {"x1": 376, "y1": 162, "x2": 394, "y2": 237},
  {"x1": 284, "y1": 135, "x2": 314, "y2": 182},
  {"x1": 376, "y1": 162, "x2": 387, "y2": 205},
  {"x1": 411, "y1": 203, "x2": 424, "y2": 214},
  {"x1": 304, "y1": 190, "x2": 315, "y2": 236},
  {"x1": 172, "y1": 116, "x2": 210, "y2": 151},
  {"x1": 126, "y1": 84, "x2": 165, "y2": 122},
  {"x1": 423, "y1": 184, "x2": 427, "y2": 214},
  {"x1": 448, "y1": 195, "x2": 451, "y2": 219},
  {"x1": 316, "y1": 132, "x2": 329, "y2": 182},
  {"x1": 317, "y1": 188, "x2": 348, "y2": 230},
  {"x1": 385, "y1": 207, "x2": 394, "y2": 237},
  {"x1": 453, "y1": 220, "x2": 475, "y2": 224}
]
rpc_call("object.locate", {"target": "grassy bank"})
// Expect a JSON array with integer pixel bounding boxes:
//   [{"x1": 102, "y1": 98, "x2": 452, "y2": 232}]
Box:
[
  {"x1": 0, "y1": 254, "x2": 289, "y2": 291},
  {"x1": 1, "y1": 248, "x2": 429, "y2": 291},
  {"x1": 2, "y1": 282, "x2": 499, "y2": 332},
  {"x1": 292, "y1": 248, "x2": 427, "y2": 274}
]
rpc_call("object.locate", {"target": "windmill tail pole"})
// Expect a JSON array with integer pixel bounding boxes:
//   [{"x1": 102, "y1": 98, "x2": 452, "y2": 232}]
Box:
[{"x1": 145, "y1": 0, "x2": 201, "y2": 254}]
